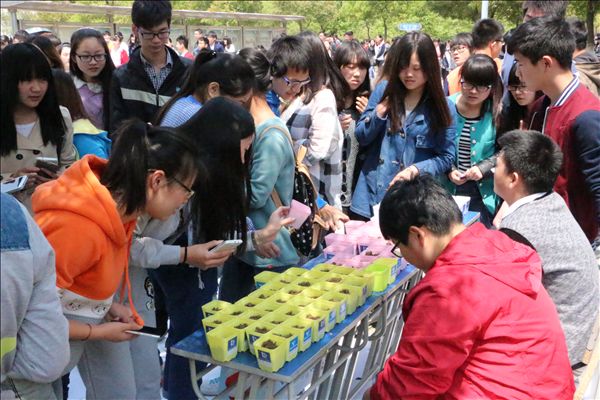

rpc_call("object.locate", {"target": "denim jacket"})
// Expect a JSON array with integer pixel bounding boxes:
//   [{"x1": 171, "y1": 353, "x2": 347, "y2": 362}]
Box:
[{"x1": 351, "y1": 81, "x2": 457, "y2": 218}]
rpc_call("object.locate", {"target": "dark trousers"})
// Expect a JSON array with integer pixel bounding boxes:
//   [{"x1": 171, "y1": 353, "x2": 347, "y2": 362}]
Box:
[
  {"x1": 149, "y1": 260, "x2": 218, "y2": 400},
  {"x1": 219, "y1": 257, "x2": 290, "y2": 303},
  {"x1": 455, "y1": 180, "x2": 494, "y2": 228}
]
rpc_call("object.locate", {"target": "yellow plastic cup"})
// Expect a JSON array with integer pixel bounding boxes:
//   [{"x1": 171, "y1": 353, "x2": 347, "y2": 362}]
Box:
[
  {"x1": 302, "y1": 269, "x2": 327, "y2": 281},
  {"x1": 300, "y1": 308, "x2": 328, "y2": 342},
  {"x1": 254, "y1": 270, "x2": 280, "y2": 289},
  {"x1": 320, "y1": 292, "x2": 348, "y2": 323},
  {"x1": 269, "y1": 291, "x2": 294, "y2": 306},
  {"x1": 249, "y1": 290, "x2": 274, "y2": 302},
  {"x1": 281, "y1": 285, "x2": 305, "y2": 297},
  {"x1": 262, "y1": 311, "x2": 287, "y2": 327},
  {"x1": 254, "y1": 333, "x2": 287, "y2": 373},
  {"x1": 299, "y1": 287, "x2": 323, "y2": 300},
  {"x1": 202, "y1": 313, "x2": 234, "y2": 333},
  {"x1": 202, "y1": 299, "x2": 232, "y2": 319},
  {"x1": 255, "y1": 299, "x2": 280, "y2": 313},
  {"x1": 321, "y1": 273, "x2": 346, "y2": 285},
  {"x1": 289, "y1": 295, "x2": 312, "y2": 309},
  {"x1": 241, "y1": 309, "x2": 268, "y2": 323},
  {"x1": 261, "y1": 280, "x2": 286, "y2": 293},
  {"x1": 312, "y1": 300, "x2": 337, "y2": 332},
  {"x1": 246, "y1": 321, "x2": 276, "y2": 355},
  {"x1": 271, "y1": 326, "x2": 299, "y2": 362},
  {"x1": 365, "y1": 264, "x2": 390, "y2": 292},
  {"x1": 336, "y1": 284, "x2": 360, "y2": 315},
  {"x1": 282, "y1": 266, "x2": 308, "y2": 278},
  {"x1": 342, "y1": 276, "x2": 369, "y2": 306},
  {"x1": 221, "y1": 304, "x2": 246, "y2": 318},
  {"x1": 277, "y1": 304, "x2": 302, "y2": 318},
  {"x1": 371, "y1": 258, "x2": 398, "y2": 284},
  {"x1": 284, "y1": 316, "x2": 313, "y2": 351},
  {"x1": 277, "y1": 275, "x2": 295, "y2": 285},
  {"x1": 291, "y1": 277, "x2": 316, "y2": 289},
  {"x1": 332, "y1": 266, "x2": 354, "y2": 276},
  {"x1": 234, "y1": 297, "x2": 261, "y2": 310},
  {"x1": 351, "y1": 269, "x2": 375, "y2": 297},
  {"x1": 206, "y1": 324, "x2": 239, "y2": 362},
  {"x1": 224, "y1": 318, "x2": 252, "y2": 352},
  {"x1": 312, "y1": 263, "x2": 337, "y2": 274}
]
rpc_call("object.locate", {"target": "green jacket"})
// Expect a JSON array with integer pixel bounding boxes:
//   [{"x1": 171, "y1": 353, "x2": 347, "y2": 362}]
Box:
[{"x1": 444, "y1": 93, "x2": 498, "y2": 214}]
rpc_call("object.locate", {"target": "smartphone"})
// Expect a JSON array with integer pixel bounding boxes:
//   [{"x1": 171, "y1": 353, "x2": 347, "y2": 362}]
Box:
[
  {"x1": 125, "y1": 326, "x2": 164, "y2": 338},
  {"x1": 209, "y1": 239, "x2": 243, "y2": 254},
  {"x1": 1, "y1": 175, "x2": 28, "y2": 194},
  {"x1": 35, "y1": 157, "x2": 60, "y2": 178}
]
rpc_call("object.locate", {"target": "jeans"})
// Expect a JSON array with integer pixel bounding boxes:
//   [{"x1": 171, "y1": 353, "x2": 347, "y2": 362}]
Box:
[
  {"x1": 219, "y1": 257, "x2": 290, "y2": 303},
  {"x1": 455, "y1": 180, "x2": 493, "y2": 228},
  {"x1": 149, "y1": 258, "x2": 218, "y2": 400}
]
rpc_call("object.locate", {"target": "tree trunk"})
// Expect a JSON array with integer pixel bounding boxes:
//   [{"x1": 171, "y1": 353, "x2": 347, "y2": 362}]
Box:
[
  {"x1": 586, "y1": 0, "x2": 596, "y2": 50},
  {"x1": 383, "y1": 19, "x2": 388, "y2": 41},
  {"x1": 365, "y1": 21, "x2": 371, "y2": 39}
]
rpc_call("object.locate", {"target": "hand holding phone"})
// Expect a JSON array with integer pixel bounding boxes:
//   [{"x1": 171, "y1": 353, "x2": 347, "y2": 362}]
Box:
[
  {"x1": 35, "y1": 157, "x2": 59, "y2": 179},
  {"x1": 1, "y1": 175, "x2": 29, "y2": 194},
  {"x1": 208, "y1": 239, "x2": 243, "y2": 254}
]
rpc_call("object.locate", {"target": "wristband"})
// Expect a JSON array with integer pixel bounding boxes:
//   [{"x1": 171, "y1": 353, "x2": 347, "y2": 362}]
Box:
[
  {"x1": 83, "y1": 323, "x2": 92, "y2": 341},
  {"x1": 182, "y1": 246, "x2": 188, "y2": 264}
]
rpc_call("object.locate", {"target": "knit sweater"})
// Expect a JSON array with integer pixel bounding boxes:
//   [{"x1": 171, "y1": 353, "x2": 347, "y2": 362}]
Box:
[{"x1": 500, "y1": 192, "x2": 599, "y2": 365}]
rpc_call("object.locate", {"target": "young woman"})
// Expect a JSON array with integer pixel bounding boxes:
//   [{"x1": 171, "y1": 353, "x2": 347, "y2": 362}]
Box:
[
  {"x1": 446, "y1": 32, "x2": 473, "y2": 95},
  {"x1": 219, "y1": 47, "x2": 297, "y2": 304},
  {"x1": 26, "y1": 35, "x2": 64, "y2": 70},
  {"x1": 110, "y1": 34, "x2": 129, "y2": 67},
  {"x1": 351, "y1": 32, "x2": 456, "y2": 220},
  {"x1": 223, "y1": 37, "x2": 236, "y2": 54},
  {"x1": 497, "y1": 63, "x2": 544, "y2": 135},
  {"x1": 0, "y1": 43, "x2": 77, "y2": 211},
  {"x1": 445, "y1": 54, "x2": 503, "y2": 227},
  {"x1": 58, "y1": 42, "x2": 71, "y2": 72},
  {"x1": 70, "y1": 28, "x2": 115, "y2": 131},
  {"x1": 52, "y1": 69, "x2": 111, "y2": 159},
  {"x1": 334, "y1": 40, "x2": 371, "y2": 212},
  {"x1": 156, "y1": 49, "x2": 254, "y2": 127},
  {"x1": 280, "y1": 32, "x2": 346, "y2": 209},
  {"x1": 32, "y1": 120, "x2": 201, "y2": 399}
]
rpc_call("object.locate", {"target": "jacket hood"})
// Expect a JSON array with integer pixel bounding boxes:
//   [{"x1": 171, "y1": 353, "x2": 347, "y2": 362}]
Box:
[
  {"x1": 32, "y1": 155, "x2": 128, "y2": 247},
  {"x1": 433, "y1": 223, "x2": 542, "y2": 297},
  {"x1": 577, "y1": 62, "x2": 600, "y2": 87},
  {"x1": 575, "y1": 50, "x2": 599, "y2": 64}
]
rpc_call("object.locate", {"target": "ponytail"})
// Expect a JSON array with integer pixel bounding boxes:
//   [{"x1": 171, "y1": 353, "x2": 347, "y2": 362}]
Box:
[{"x1": 101, "y1": 118, "x2": 199, "y2": 215}]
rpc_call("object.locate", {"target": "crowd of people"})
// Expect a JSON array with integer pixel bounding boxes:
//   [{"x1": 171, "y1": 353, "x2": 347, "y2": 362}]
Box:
[{"x1": 1, "y1": 0, "x2": 599, "y2": 399}]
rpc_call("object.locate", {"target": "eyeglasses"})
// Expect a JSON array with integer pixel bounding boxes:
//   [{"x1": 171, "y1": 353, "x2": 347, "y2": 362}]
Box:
[
  {"x1": 450, "y1": 45, "x2": 469, "y2": 53},
  {"x1": 493, "y1": 39, "x2": 505, "y2": 45},
  {"x1": 282, "y1": 76, "x2": 311, "y2": 90},
  {"x1": 75, "y1": 54, "x2": 107, "y2": 63},
  {"x1": 507, "y1": 84, "x2": 530, "y2": 93},
  {"x1": 391, "y1": 241, "x2": 402, "y2": 258},
  {"x1": 171, "y1": 176, "x2": 195, "y2": 199},
  {"x1": 139, "y1": 29, "x2": 170, "y2": 41},
  {"x1": 460, "y1": 80, "x2": 492, "y2": 93}
]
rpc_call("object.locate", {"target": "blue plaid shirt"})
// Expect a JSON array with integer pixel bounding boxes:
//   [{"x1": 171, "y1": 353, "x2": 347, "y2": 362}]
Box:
[{"x1": 140, "y1": 48, "x2": 173, "y2": 92}]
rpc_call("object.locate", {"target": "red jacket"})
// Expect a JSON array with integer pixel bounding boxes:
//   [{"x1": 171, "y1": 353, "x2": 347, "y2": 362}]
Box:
[{"x1": 371, "y1": 223, "x2": 574, "y2": 400}]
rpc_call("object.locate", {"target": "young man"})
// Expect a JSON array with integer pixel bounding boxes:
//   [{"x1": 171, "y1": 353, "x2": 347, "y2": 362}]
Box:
[
  {"x1": 507, "y1": 16, "x2": 600, "y2": 251},
  {"x1": 1, "y1": 193, "x2": 70, "y2": 400},
  {"x1": 175, "y1": 35, "x2": 194, "y2": 60},
  {"x1": 568, "y1": 18, "x2": 600, "y2": 97},
  {"x1": 109, "y1": 0, "x2": 192, "y2": 132},
  {"x1": 207, "y1": 31, "x2": 224, "y2": 53},
  {"x1": 192, "y1": 28, "x2": 203, "y2": 56},
  {"x1": 471, "y1": 18, "x2": 504, "y2": 69},
  {"x1": 368, "y1": 175, "x2": 574, "y2": 400},
  {"x1": 495, "y1": 130, "x2": 599, "y2": 382}
]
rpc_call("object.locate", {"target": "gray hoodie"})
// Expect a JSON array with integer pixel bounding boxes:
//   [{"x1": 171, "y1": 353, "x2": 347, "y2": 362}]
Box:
[
  {"x1": 0, "y1": 194, "x2": 69, "y2": 384},
  {"x1": 575, "y1": 50, "x2": 600, "y2": 98}
]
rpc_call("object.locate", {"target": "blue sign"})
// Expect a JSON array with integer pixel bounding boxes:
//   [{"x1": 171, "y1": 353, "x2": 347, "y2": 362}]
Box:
[{"x1": 398, "y1": 23, "x2": 422, "y2": 31}]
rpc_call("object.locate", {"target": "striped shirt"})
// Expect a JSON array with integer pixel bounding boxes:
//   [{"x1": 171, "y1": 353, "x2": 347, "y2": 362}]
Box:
[
  {"x1": 457, "y1": 117, "x2": 480, "y2": 172},
  {"x1": 160, "y1": 95, "x2": 202, "y2": 128},
  {"x1": 140, "y1": 49, "x2": 173, "y2": 92}
]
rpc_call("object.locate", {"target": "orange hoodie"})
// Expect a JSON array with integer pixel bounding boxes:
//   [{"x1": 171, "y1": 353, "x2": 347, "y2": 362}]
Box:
[{"x1": 33, "y1": 155, "x2": 142, "y2": 325}]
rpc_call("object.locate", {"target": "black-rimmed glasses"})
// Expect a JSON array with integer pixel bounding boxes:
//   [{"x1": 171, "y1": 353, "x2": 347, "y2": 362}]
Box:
[
  {"x1": 460, "y1": 80, "x2": 492, "y2": 93},
  {"x1": 139, "y1": 29, "x2": 170, "y2": 41},
  {"x1": 76, "y1": 54, "x2": 107, "y2": 63},
  {"x1": 391, "y1": 241, "x2": 402, "y2": 258},
  {"x1": 171, "y1": 176, "x2": 195, "y2": 199},
  {"x1": 282, "y1": 76, "x2": 311, "y2": 90}
]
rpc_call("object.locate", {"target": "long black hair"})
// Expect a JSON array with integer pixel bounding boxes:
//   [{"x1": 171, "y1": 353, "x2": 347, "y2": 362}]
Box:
[
  {"x1": 460, "y1": 54, "x2": 503, "y2": 121},
  {"x1": 333, "y1": 40, "x2": 371, "y2": 107},
  {"x1": 102, "y1": 119, "x2": 199, "y2": 215},
  {"x1": 382, "y1": 32, "x2": 452, "y2": 133},
  {"x1": 238, "y1": 47, "x2": 271, "y2": 94},
  {"x1": 70, "y1": 28, "x2": 115, "y2": 130},
  {"x1": 0, "y1": 43, "x2": 66, "y2": 157},
  {"x1": 298, "y1": 31, "x2": 349, "y2": 112},
  {"x1": 178, "y1": 97, "x2": 254, "y2": 249},
  {"x1": 26, "y1": 35, "x2": 64, "y2": 70},
  {"x1": 156, "y1": 50, "x2": 255, "y2": 124}
]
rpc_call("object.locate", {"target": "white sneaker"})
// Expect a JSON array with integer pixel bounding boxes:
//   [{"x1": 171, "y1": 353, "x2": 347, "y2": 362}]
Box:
[{"x1": 200, "y1": 366, "x2": 233, "y2": 396}]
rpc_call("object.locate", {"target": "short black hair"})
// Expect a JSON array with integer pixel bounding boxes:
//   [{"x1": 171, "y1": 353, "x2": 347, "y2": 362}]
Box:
[
  {"x1": 13, "y1": 30, "x2": 29, "y2": 43},
  {"x1": 176, "y1": 35, "x2": 188, "y2": 49},
  {"x1": 567, "y1": 18, "x2": 588, "y2": 51},
  {"x1": 498, "y1": 130, "x2": 563, "y2": 194},
  {"x1": 507, "y1": 16, "x2": 574, "y2": 69},
  {"x1": 344, "y1": 31, "x2": 353, "y2": 36},
  {"x1": 267, "y1": 35, "x2": 311, "y2": 78},
  {"x1": 199, "y1": 37, "x2": 209, "y2": 46},
  {"x1": 379, "y1": 175, "x2": 463, "y2": 245},
  {"x1": 522, "y1": 0, "x2": 568, "y2": 19},
  {"x1": 208, "y1": 31, "x2": 218, "y2": 38},
  {"x1": 132, "y1": 0, "x2": 172, "y2": 29},
  {"x1": 450, "y1": 32, "x2": 473, "y2": 50},
  {"x1": 472, "y1": 18, "x2": 504, "y2": 50}
]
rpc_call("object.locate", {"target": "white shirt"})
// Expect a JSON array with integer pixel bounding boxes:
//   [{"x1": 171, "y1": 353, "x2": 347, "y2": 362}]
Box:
[{"x1": 503, "y1": 192, "x2": 547, "y2": 220}]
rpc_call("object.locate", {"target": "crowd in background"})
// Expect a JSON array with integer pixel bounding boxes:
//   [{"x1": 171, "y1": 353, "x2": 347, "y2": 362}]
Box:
[{"x1": 1, "y1": 0, "x2": 599, "y2": 399}]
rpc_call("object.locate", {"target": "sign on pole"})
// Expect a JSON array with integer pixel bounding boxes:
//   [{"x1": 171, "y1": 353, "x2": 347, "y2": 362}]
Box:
[{"x1": 397, "y1": 23, "x2": 422, "y2": 32}]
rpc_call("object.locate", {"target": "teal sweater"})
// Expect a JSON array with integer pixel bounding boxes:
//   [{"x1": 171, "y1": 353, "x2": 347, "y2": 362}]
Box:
[{"x1": 239, "y1": 118, "x2": 299, "y2": 268}]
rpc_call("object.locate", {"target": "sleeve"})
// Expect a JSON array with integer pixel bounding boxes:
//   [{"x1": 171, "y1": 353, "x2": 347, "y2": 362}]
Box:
[
  {"x1": 129, "y1": 213, "x2": 182, "y2": 268},
  {"x1": 250, "y1": 128, "x2": 293, "y2": 209},
  {"x1": 304, "y1": 90, "x2": 342, "y2": 166},
  {"x1": 355, "y1": 81, "x2": 388, "y2": 147},
  {"x1": 9, "y1": 206, "x2": 70, "y2": 382},
  {"x1": 573, "y1": 110, "x2": 600, "y2": 224},
  {"x1": 413, "y1": 100, "x2": 457, "y2": 176},
  {"x1": 121, "y1": 49, "x2": 129, "y2": 65},
  {"x1": 59, "y1": 107, "x2": 78, "y2": 168},
  {"x1": 370, "y1": 284, "x2": 480, "y2": 400},
  {"x1": 476, "y1": 154, "x2": 497, "y2": 178},
  {"x1": 109, "y1": 72, "x2": 127, "y2": 134}
]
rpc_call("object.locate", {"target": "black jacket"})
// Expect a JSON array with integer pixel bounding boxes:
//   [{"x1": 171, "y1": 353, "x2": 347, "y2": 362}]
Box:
[{"x1": 109, "y1": 46, "x2": 192, "y2": 132}]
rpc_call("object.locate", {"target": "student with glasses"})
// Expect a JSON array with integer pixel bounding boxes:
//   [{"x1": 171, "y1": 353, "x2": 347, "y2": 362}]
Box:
[
  {"x1": 446, "y1": 32, "x2": 473, "y2": 95},
  {"x1": 444, "y1": 54, "x2": 503, "y2": 227},
  {"x1": 70, "y1": 28, "x2": 114, "y2": 131},
  {"x1": 109, "y1": 0, "x2": 192, "y2": 133}
]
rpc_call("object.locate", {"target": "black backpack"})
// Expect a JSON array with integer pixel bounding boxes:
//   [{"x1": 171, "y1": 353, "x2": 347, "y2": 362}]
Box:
[{"x1": 265, "y1": 126, "x2": 326, "y2": 256}]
